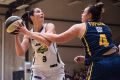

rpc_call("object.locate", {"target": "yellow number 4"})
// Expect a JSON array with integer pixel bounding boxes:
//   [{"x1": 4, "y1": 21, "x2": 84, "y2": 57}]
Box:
[{"x1": 99, "y1": 34, "x2": 109, "y2": 47}]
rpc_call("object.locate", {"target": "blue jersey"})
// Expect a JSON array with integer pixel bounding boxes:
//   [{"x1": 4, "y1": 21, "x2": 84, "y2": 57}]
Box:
[{"x1": 81, "y1": 21, "x2": 115, "y2": 65}]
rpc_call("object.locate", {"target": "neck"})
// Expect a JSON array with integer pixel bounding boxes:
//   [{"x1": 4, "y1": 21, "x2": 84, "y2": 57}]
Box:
[
  {"x1": 87, "y1": 19, "x2": 92, "y2": 22},
  {"x1": 33, "y1": 22, "x2": 43, "y2": 32}
]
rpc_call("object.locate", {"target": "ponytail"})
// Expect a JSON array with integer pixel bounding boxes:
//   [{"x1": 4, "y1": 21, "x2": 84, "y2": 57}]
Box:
[
  {"x1": 88, "y1": 2, "x2": 104, "y2": 21},
  {"x1": 21, "y1": 8, "x2": 35, "y2": 24},
  {"x1": 95, "y1": 2, "x2": 104, "y2": 13}
]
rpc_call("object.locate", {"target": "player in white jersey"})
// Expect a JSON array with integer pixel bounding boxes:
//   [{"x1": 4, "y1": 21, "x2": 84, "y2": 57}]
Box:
[{"x1": 14, "y1": 8, "x2": 65, "y2": 80}]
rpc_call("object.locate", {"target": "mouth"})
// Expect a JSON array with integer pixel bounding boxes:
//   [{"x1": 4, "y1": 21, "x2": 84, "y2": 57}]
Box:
[
  {"x1": 40, "y1": 14, "x2": 44, "y2": 18},
  {"x1": 40, "y1": 16, "x2": 44, "y2": 18}
]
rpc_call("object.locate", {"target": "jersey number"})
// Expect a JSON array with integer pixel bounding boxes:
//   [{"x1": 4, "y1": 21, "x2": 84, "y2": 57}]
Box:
[
  {"x1": 42, "y1": 56, "x2": 47, "y2": 62},
  {"x1": 99, "y1": 34, "x2": 109, "y2": 47}
]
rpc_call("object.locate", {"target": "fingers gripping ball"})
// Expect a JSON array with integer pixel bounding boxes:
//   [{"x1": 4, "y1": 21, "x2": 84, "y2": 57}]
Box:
[{"x1": 4, "y1": 16, "x2": 24, "y2": 35}]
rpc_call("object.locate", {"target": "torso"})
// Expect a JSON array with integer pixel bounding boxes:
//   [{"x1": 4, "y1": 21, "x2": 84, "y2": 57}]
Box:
[
  {"x1": 30, "y1": 23, "x2": 64, "y2": 70},
  {"x1": 81, "y1": 21, "x2": 115, "y2": 65}
]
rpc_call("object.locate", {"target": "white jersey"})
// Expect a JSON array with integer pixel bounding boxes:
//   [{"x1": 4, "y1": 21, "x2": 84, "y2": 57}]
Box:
[{"x1": 30, "y1": 23, "x2": 64, "y2": 70}]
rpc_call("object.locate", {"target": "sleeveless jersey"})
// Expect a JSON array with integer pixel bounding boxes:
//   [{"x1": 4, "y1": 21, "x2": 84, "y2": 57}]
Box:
[
  {"x1": 31, "y1": 23, "x2": 64, "y2": 70},
  {"x1": 81, "y1": 22, "x2": 115, "y2": 65}
]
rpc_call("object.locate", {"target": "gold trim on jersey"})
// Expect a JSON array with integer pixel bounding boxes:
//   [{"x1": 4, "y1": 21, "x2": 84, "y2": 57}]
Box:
[
  {"x1": 86, "y1": 62, "x2": 93, "y2": 80},
  {"x1": 83, "y1": 37, "x2": 91, "y2": 56},
  {"x1": 88, "y1": 22, "x2": 105, "y2": 27}
]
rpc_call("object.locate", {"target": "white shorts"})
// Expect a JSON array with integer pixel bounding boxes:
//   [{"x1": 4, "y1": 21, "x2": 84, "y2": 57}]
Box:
[{"x1": 30, "y1": 66, "x2": 65, "y2": 80}]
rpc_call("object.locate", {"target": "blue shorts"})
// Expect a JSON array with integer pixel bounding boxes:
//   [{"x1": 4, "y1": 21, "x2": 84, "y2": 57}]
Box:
[{"x1": 87, "y1": 53, "x2": 120, "y2": 80}]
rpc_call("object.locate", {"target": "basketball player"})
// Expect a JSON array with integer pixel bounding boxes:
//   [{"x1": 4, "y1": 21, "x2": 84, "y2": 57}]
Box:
[
  {"x1": 15, "y1": 8, "x2": 65, "y2": 80},
  {"x1": 42, "y1": 2, "x2": 120, "y2": 80}
]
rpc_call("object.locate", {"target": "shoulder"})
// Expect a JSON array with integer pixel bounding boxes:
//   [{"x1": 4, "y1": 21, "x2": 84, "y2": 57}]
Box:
[
  {"x1": 72, "y1": 23, "x2": 86, "y2": 30},
  {"x1": 45, "y1": 23, "x2": 56, "y2": 33},
  {"x1": 45, "y1": 23, "x2": 55, "y2": 29},
  {"x1": 73, "y1": 23, "x2": 86, "y2": 27},
  {"x1": 73, "y1": 23, "x2": 86, "y2": 38},
  {"x1": 46, "y1": 23, "x2": 55, "y2": 27}
]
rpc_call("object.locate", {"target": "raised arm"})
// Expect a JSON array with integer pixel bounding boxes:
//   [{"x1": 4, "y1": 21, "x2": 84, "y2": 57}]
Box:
[
  {"x1": 43, "y1": 23, "x2": 86, "y2": 43},
  {"x1": 16, "y1": 22, "x2": 51, "y2": 47},
  {"x1": 15, "y1": 35, "x2": 29, "y2": 56},
  {"x1": 25, "y1": 23, "x2": 56, "y2": 45}
]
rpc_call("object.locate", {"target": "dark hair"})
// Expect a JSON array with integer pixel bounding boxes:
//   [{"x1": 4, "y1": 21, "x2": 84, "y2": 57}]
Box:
[
  {"x1": 21, "y1": 8, "x2": 35, "y2": 24},
  {"x1": 88, "y1": 2, "x2": 104, "y2": 21}
]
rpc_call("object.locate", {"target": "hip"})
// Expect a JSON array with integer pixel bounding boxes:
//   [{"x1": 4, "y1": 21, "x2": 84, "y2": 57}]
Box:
[{"x1": 31, "y1": 63, "x2": 64, "y2": 72}]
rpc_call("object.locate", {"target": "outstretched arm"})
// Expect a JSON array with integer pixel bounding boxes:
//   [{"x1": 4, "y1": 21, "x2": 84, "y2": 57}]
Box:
[{"x1": 43, "y1": 24, "x2": 84, "y2": 43}]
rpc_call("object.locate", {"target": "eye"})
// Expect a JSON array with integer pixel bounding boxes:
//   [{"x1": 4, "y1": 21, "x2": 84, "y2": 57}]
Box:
[
  {"x1": 35, "y1": 10, "x2": 40, "y2": 13},
  {"x1": 34, "y1": 10, "x2": 41, "y2": 13}
]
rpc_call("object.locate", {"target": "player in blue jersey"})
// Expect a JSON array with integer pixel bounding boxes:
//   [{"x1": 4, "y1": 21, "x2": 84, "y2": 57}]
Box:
[{"x1": 41, "y1": 2, "x2": 120, "y2": 80}]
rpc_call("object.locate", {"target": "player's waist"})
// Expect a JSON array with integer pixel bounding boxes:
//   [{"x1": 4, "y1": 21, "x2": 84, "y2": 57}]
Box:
[
  {"x1": 31, "y1": 63, "x2": 64, "y2": 70},
  {"x1": 103, "y1": 46, "x2": 119, "y2": 55},
  {"x1": 85, "y1": 46, "x2": 119, "y2": 66}
]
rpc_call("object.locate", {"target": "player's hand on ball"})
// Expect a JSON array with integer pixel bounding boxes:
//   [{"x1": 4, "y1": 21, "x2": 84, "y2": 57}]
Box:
[
  {"x1": 5, "y1": 16, "x2": 25, "y2": 35},
  {"x1": 18, "y1": 25, "x2": 29, "y2": 35},
  {"x1": 11, "y1": 20, "x2": 24, "y2": 35}
]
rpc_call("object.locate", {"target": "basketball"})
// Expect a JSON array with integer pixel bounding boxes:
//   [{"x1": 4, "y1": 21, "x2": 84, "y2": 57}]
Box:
[{"x1": 4, "y1": 16, "x2": 24, "y2": 35}]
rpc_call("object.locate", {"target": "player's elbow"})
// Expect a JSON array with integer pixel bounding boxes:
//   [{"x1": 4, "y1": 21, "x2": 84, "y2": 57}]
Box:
[
  {"x1": 16, "y1": 52, "x2": 25, "y2": 57},
  {"x1": 16, "y1": 50, "x2": 25, "y2": 57}
]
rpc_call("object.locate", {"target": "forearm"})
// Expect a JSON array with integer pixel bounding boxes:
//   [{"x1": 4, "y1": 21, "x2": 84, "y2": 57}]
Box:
[
  {"x1": 26, "y1": 31, "x2": 51, "y2": 46},
  {"x1": 43, "y1": 33, "x2": 57, "y2": 42},
  {"x1": 15, "y1": 36, "x2": 25, "y2": 56},
  {"x1": 44, "y1": 33, "x2": 76, "y2": 43},
  {"x1": 43, "y1": 24, "x2": 80, "y2": 43}
]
